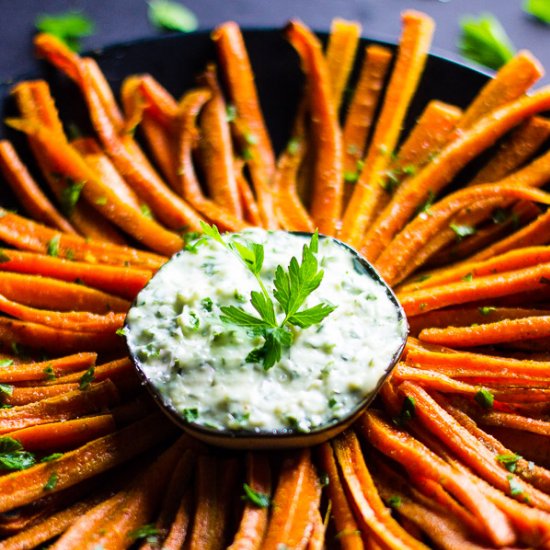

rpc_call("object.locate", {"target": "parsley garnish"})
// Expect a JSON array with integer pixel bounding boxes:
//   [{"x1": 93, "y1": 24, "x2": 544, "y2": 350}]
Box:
[
  {"x1": 43, "y1": 472, "x2": 58, "y2": 491},
  {"x1": 417, "y1": 191, "x2": 435, "y2": 216},
  {"x1": 0, "y1": 359, "x2": 13, "y2": 368},
  {"x1": 60, "y1": 180, "x2": 85, "y2": 216},
  {"x1": 459, "y1": 13, "x2": 515, "y2": 70},
  {"x1": 140, "y1": 204, "x2": 154, "y2": 219},
  {"x1": 524, "y1": 0, "x2": 550, "y2": 24},
  {"x1": 0, "y1": 384, "x2": 13, "y2": 397},
  {"x1": 475, "y1": 388, "x2": 494, "y2": 410},
  {"x1": 95, "y1": 197, "x2": 108, "y2": 206},
  {"x1": 35, "y1": 10, "x2": 95, "y2": 52},
  {"x1": 148, "y1": 0, "x2": 198, "y2": 33},
  {"x1": 450, "y1": 223, "x2": 476, "y2": 240},
  {"x1": 287, "y1": 137, "x2": 301, "y2": 155},
  {"x1": 183, "y1": 231, "x2": 204, "y2": 253},
  {"x1": 0, "y1": 250, "x2": 10, "y2": 263},
  {"x1": 242, "y1": 483, "x2": 270, "y2": 508},
  {"x1": 41, "y1": 452, "x2": 63, "y2": 463},
  {"x1": 479, "y1": 306, "x2": 496, "y2": 315},
  {"x1": 0, "y1": 437, "x2": 36, "y2": 471},
  {"x1": 203, "y1": 224, "x2": 336, "y2": 370},
  {"x1": 393, "y1": 396, "x2": 415, "y2": 426},
  {"x1": 507, "y1": 475, "x2": 524, "y2": 496},
  {"x1": 182, "y1": 408, "x2": 199, "y2": 423},
  {"x1": 387, "y1": 495, "x2": 402, "y2": 508},
  {"x1": 226, "y1": 105, "x2": 237, "y2": 122},
  {"x1": 497, "y1": 453, "x2": 521, "y2": 473},
  {"x1": 43, "y1": 365, "x2": 56, "y2": 381},
  {"x1": 462, "y1": 272, "x2": 474, "y2": 282},
  {"x1": 201, "y1": 297, "x2": 213, "y2": 312},
  {"x1": 129, "y1": 524, "x2": 161, "y2": 544},
  {"x1": 78, "y1": 367, "x2": 95, "y2": 391},
  {"x1": 47, "y1": 235, "x2": 61, "y2": 257}
]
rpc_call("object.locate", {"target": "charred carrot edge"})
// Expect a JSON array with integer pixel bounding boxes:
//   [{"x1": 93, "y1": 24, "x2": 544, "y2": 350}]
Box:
[
  {"x1": 317, "y1": 442, "x2": 363, "y2": 549},
  {"x1": 161, "y1": 490, "x2": 194, "y2": 550},
  {"x1": 0, "y1": 248, "x2": 151, "y2": 300},
  {"x1": 0, "y1": 494, "x2": 103, "y2": 550},
  {"x1": 0, "y1": 293, "x2": 125, "y2": 333},
  {"x1": 0, "y1": 413, "x2": 174, "y2": 514},
  {"x1": 212, "y1": 22, "x2": 277, "y2": 229},
  {"x1": 342, "y1": 44, "x2": 393, "y2": 199},
  {"x1": 0, "y1": 140, "x2": 75, "y2": 234},
  {"x1": 6, "y1": 119, "x2": 184, "y2": 256},
  {"x1": 0, "y1": 317, "x2": 125, "y2": 355},
  {"x1": 176, "y1": 89, "x2": 250, "y2": 232},
  {"x1": 470, "y1": 117, "x2": 550, "y2": 184},
  {"x1": 0, "y1": 271, "x2": 130, "y2": 313},
  {"x1": 325, "y1": 18, "x2": 362, "y2": 110},
  {"x1": 457, "y1": 51, "x2": 544, "y2": 131},
  {"x1": 419, "y1": 315, "x2": 550, "y2": 347},
  {"x1": 0, "y1": 209, "x2": 166, "y2": 270},
  {"x1": 262, "y1": 448, "x2": 321, "y2": 549},
  {"x1": 5, "y1": 414, "x2": 116, "y2": 451},
  {"x1": 0, "y1": 380, "x2": 119, "y2": 435},
  {"x1": 400, "y1": 382, "x2": 550, "y2": 513},
  {"x1": 228, "y1": 453, "x2": 271, "y2": 550},
  {"x1": 374, "y1": 183, "x2": 550, "y2": 286},
  {"x1": 199, "y1": 64, "x2": 243, "y2": 218},
  {"x1": 0, "y1": 352, "x2": 96, "y2": 383},
  {"x1": 400, "y1": 261, "x2": 550, "y2": 317},
  {"x1": 273, "y1": 110, "x2": 315, "y2": 232},
  {"x1": 235, "y1": 158, "x2": 263, "y2": 226},
  {"x1": 359, "y1": 411, "x2": 516, "y2": 547},
  {"x1": 286, "y1": 20, "x2": 343, "y2": 236},
  {"x1": 341, "y1": 11, "x2": 435, "y2": 248},
  {"x1": 361, "y1": 85, "x2": 550, "y2": 264},
  {"x1": 333, "y1": 430, "x2": 428, "y2": 549}
]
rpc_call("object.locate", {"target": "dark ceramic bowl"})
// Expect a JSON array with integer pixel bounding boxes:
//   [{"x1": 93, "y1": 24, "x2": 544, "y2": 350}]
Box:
[{"x1": 126, "y1": 232, "x2": 408, "y2": 450}]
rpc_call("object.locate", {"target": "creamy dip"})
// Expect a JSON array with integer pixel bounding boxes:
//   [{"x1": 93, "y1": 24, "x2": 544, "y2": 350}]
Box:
[{"x1": 125, "y1": 229, "x2": 406, "y2": 434}]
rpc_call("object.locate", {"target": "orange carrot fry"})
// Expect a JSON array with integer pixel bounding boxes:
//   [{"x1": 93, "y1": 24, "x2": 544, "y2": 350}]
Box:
[
  {"x1": 235, "y1": 159, "x2": 263, "y2": 226},
  {"x1": 262, "y1": 449, "x2": 321, "y2": 550},
  {"x1": 162, "y1": 490, "x2": 193, "y2": 550},
  {"x1": 341, "y1": 11, "x2": 435, "y2": 247},
  {"x1": 4, "y1": 383, "x2": 83, "y2": 405},
  {"x1": 286, "y1": 20, "x2": 343, "y2": 236},
  {"x1": 325, "y1": 18, "x2": 362, "y2": 110},
  {"x1": 229, "y1": 453, "x2": 271, "y2": 550},
  {"x1": 212, "y1": 22, "x2": 277, "y2": 229},
  {"x1": 342, "y1": 44, "x2": 393, "y2": 196},
  {"x1": 0, "y1": 140, "x2": 75, "y2": 234},
  {"x1": 5, "y1": 414, "x2": 116, "y2": 451},
  {"x1": 362, "y1": 85, "x2": 550, "y2": 263}
]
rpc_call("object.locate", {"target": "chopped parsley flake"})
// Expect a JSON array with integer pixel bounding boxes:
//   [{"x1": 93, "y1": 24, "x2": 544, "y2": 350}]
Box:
[
  {"x1": 497, "y1": 453, "x2": 521, "y2": 473},
  {"x1": 242, "y1": 483, "x2": 270, "y2": 508},
  {"x1": 475, "y1": 388, "x2": 494, "y2": 410}
]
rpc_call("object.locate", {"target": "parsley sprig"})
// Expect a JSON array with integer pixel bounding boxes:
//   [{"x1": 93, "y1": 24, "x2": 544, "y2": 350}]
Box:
[{"x1": 200, "y1": 223, "x2": 336, "y2": 370}]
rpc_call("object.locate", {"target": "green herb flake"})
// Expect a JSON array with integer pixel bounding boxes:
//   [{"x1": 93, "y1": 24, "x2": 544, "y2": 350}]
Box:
[
  {"x1": 47, "y1": 235, "x2": 61, "y2": 257},
  {"x1": 0, "y1": 437, "x2": 36, "y2": 471},
  {"x1": 417, "y1": 191, "x2": 435, "y2": 216},
  {"x1": 287, "y1": 137, "x2": 301, "y2": 155},
  {"x1": 201, "y1": 297, "x2": 213, "y2": 312},
  {"x1": 43, "y1": 365, "x2": 56, "y2": 381},
  {"x1": 182, "y1": 408, "x2": 199, "y2": 423},
  {"x1": 241, "y1": 147, "x2": 254, "y2": 161},
  {"x1": 43, "y1": 472, "x2": 58, "y2": 491},
  {"x1": 462, "y1": 272, "x2": 474, "y2": 282},
  {"x1": 116, "y1": 327, "x2": 125, "y2": 337},
  {"x1": 475, "y1": 388, "x2": 494, "y2": 410},
  {"x1": 344, "y1": 170, "x2": 360, "y2": 184},
  {"x1": 183, "y1": 231, "x2": 203, "y2": 253},
  {"x1": 242, "y1": 483, "x2": 270, "y2": 508},
  {"x1": 524, "y1": 0, "x2": 550, "y2": 23},
  {"x1": 35, "y1": 10, "x2": 95, "y2": 52},
  {"x1": 507, "y1": 474, "x2": 524, "y2": 496},
  {"x1": 479, "y1": 306, "x2": 496, "y2": 315},
  {"x1": 0, "y1": 383, "x2": 13, "y2": 397},
  {"x1": 78, "y1": 367, "x2": 95, "y2": 391},
  {"x1": 0, "y1": 250, "x2": 10, "y2": 264},
  {"x1": 320, "y1": 472, "x2": 330, "y2": 487},
  {"x1": 60, "y1": 180, "x2": 86, "y2": 216},
  {"x1": 387, "y1": 495, "x2": 402, "y2": 508},
  {"x1": 393, "y1": 396, "x2": 415, "y2": 426},
  {"x1": 0, "y1": 359, "x2": 13, "y2": 368},
  {"x1": 95, "y1": 197, "x2": 108, "y2": 206},
  {"x1": 148, "y1": 0, "x2": 198, "y2": 33},
  {"x1": 129, "y1": 523, "x2": 161, "y2": 544},
  {"x1": 140, "y1": 204, "x2": 154, "y2": 219},
  {"x1": 459, "y1": 13, "x2": 516, "y2": 70},
  {"x1": 414, "y1": 274, "x2": 431, "y2": 283},
  {"x1": 497, "y1": 453, "x2": 521, "y2": 473},
  {"x1": 450, "y1": 223, "x2": 476, "y2": 241},
  {"x1": 226, "y1": 105, "x2": 237, "y2": 122},
  {"x1": 41, "y1": 452, "x2": 63, "y2": 463},
  {"x1": 244, "y1": 132, "x2": 258, "y2": 146}
]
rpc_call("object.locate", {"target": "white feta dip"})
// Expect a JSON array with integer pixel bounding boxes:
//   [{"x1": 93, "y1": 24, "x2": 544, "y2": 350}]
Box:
[{"x1": 125, "y1": 229, "x2": 406, "y2": 433}]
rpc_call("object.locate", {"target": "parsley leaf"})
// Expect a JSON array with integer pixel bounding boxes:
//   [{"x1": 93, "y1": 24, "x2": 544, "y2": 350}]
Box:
[
  {"x1": 0, "y1": 250, "x2": 10, "y2": 263},
  {"x1": 450, "y1": 223, "x2": 476, "y2": 240},
  {"x1": 479, "y1": 306, "x2": 496, "y2": 315},
  {"x1": 507, "y1": 475, "x2": 524, "y2": 496},
  {"x1": 459, "y1": 13, "x2": 516, "y2": 70},
  {"x1": 78, "y1": 367, "x2": 95, "y2": 391},
  {"x1": 129, "y1": 524, "x2": 161, "y2": 544},
  {"x1": 497, "y1": 453, "x2": 521, "y2": 473},
  {"x1": 43, "y1": 365, "x2": 56, "y2": 381},
  {"x1": 393, "y1": 396, "x2": 416, "y2": 426},
  {"x1": 387, "y1": 495, "x2": 402, "y2": 508},
  {"x1": 60, "y1": 180, "x2": 85, "y2": 215},
  {"x1": 182, "y1": 408, "x2": 199, "y2": 423},
  {"x1": 242, "y1": 483, "x2": 270, "y2": 508},
  {"x1": 41, "y1": 452, "x2": 63, "y2": 463},
  {"x1": 43, "y1": 472, "x2": 58, "y2": 491},
  {"x1": 0, "y1": 359, "x2": 13, "y2": 368},
  {"x1": 475, "y1": 388, "x2": 494, "y2": 410},
  {"x1": 35, "y1": 11, "x2": 95, "y2": 52},
  {"x1": 148, "y1": 0, "x2": 198, "y2": 33},
  {"x1": 524, "y1": 0, "x2": 550, "y2": 24},
  {"x1": 0, "y1": 437, "x2": 36, "y2": 471},
  {"x1": 47, "y1": 235, "x2": 61, "y2": 257},
  {"x1": 0, "y1": 383, "x2": 13, "y2": 397}
]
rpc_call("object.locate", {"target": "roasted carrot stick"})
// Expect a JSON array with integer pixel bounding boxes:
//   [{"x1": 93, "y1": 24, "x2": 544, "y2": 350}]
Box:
[
  {"x1": 0, "y1": 271, "x2": 130, "y2": 313},
  {"x1": 0, "y1": 248, "x2": 151, "y2": 300},
  {"x1": 212, "y1": 22, "x2": 277, "y2": 229},
  {"x1": 235, "y1": 158, "x2": 263, "y2": 226},
  {"x1": 340, "y1": 11, "x2": 435, "y2": 247},
  {"x1": 317, "y1": 442, "x2": 363, "y2": 550},
  {"x1": 286, "y1": 21, "x2": 343, "y2": 236},
  {"x1": 0, "y1": 141, "x2": 75, "y2": 234},
  {"x1": 228, "y1": 453, "x2": 271, "y2": 550},
  {"x1": 325, "y1": 18, "x2": 361, "y2": 110},
  {"x1": 362, "y1": 85, "x2": 550, "y2": 263},
  {"x1": 342, "y1": 44, "x2": 393, "y2": 200},
  {"x1": 54, "y1": 357, "x2": 134, "y2": 387},
  {"x1": 4, "y1": 383, "x2": 83, "y2": 405},
  {"x1": 200, "y1": 64, "x2": 243, "y2": 218},
  {"x1": 262, "y1": 448, "x2": 321, "y2": 550},
  {"x1": 162, "y1": 490, "x2": 193, "y2": 550},
  {"x1": 0, "y1": 210, "x2": 166, "y2": 270},
  {"x1": 333, "y1": 430, "x2": 428, "y2": 549},
  {"x1": 0, "y1": 353, "x2": 96, "y2": 383}
]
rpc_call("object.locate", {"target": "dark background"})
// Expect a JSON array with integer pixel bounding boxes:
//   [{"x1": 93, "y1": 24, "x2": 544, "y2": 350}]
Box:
[{"x1": 0, "y1": 0, "x2": 549, "y2": 85}]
